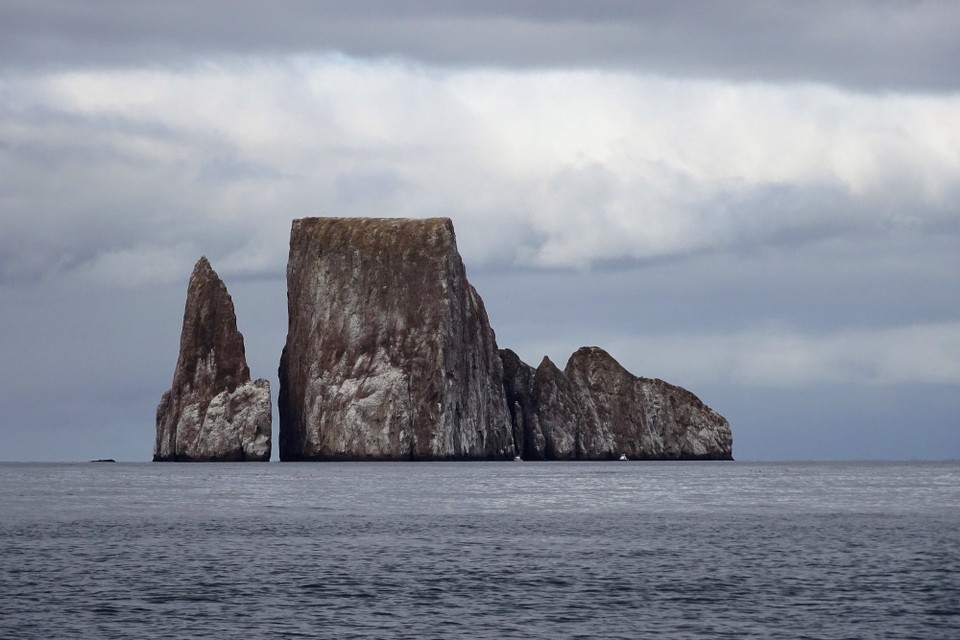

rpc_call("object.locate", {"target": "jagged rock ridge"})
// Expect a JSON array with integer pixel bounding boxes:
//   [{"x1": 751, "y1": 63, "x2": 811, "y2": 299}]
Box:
[
  {"x1": 501, "y1": 347, "x2": 733, "y2": 460},
  {"x1": 154, "y1": 257, "x2": 271, "y2": 462},
  {"x1": 278, "y1": 217, "x2": 513, "y2": 460}
]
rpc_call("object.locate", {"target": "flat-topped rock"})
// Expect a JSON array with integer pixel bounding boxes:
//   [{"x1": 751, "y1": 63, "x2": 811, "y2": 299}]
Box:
[
  {"x1": 154, "y1": 257, "x2": 271, "y2": 462},
  {"x1": 278, "y1": 217, "x2": 513, "y2": 460}
]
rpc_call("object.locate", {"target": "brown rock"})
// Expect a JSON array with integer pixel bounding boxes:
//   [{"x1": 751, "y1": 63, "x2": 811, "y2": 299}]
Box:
[
  {"x1": 278, "y1": 217, "x2": 513, "y2": 460},
  {"x1": 565, "y1": 346, "x2": 733, "y2": 460},
  {"x1": 501, "y1": 347, "x2": 733, "y2": 460},
  {"x1": 154, "y1": 257, "x2": 271, "y2": 461},
  {"x1": 529, "y1": 356, "x2": 588, "y2": 459},
  {"x1": 500, "y1": 348, "x2": 537, "y2": 459}
]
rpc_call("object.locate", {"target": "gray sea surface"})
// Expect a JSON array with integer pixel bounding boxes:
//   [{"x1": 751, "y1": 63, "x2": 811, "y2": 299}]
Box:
[{"x1": 1, "y1": 461, "x2": 958, "y2": 639}]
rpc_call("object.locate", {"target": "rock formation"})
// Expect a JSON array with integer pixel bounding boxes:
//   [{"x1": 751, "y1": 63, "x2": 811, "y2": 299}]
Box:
[
  {"x1": 278, "y1": 217, "x2": 513, "y2": 460},
  {"x1": 154, "y1": 257, "x2": 271, "y2": 462},
  {"x1": 500, "y1": 347, "x2": 733, "y2": 460},
  {"x1": 157, "y1": 217, "x2": 733, "y2": 461},
  {"x1": 502, "y1": 350, "x2": 587, "y2": 460}
]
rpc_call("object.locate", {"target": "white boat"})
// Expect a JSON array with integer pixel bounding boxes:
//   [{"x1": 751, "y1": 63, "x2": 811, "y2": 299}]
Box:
[
  {"x1": 514, "y1": 455, "x2": 522, "y2": 462},
  {"x1": 618, "y1": 453, "x2": 628, "y2": 461}
]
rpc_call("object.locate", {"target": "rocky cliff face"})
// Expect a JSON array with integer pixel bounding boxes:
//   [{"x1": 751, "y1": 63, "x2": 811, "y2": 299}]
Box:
[
  {"x1": 500, "y1": 349, "x2": 536, "y2": 458},
  {"x1": 501, "y1": 349, "x2": 587, "y2": 460},
  {"x1": 567, "y1": 347, "x2": 732, "y2": 459},
  {"x1": 500, "y1": 347, "x2": 732, "y2": 460},
  {"x1": 278, "y1": 217, "x2": 513, "y2": 460},
  {"x1": 154, "y1": 257, "x2": 271, "y2": 462}
]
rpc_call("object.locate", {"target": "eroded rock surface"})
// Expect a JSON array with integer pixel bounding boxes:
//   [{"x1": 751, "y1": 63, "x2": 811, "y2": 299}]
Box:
[
  {"x1": 278, "y1": 217, "x2": 513, "y2": 460},
  {"x1": 501, "y1": 349, "x2": 586, "y2": 460},
  {"x1": 154, "y1": 257, "x2": 271, "y2": 462},
  {"x1": 566, "y1": 347, "x2": 732, "y2": 459},
  {"x1": 500, "y1": 349, "x2": 537, "y2": 459},
  {"x1": 500, "y1": 347, "x2": 732, "y2": 460}
]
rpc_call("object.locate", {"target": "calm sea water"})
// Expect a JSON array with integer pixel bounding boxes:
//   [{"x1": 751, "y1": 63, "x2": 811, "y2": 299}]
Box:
[{"x1": 1, "y1": 461, "x2": 958, "y2": 639}]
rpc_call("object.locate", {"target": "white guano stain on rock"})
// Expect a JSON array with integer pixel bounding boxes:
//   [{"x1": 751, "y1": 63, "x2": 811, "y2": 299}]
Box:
[
  {"x1": 154, "y1": 257, "x2": 271, "y2": 462},
  {"x1": 278, "y1": 217, "x2": 513, "y2": 460},
  {"x1": 501, "y1": 346, "x2": 733, "y2": 460}
]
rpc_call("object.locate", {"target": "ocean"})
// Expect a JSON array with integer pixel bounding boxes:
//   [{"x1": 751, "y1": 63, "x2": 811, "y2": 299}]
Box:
[{"x1": 1, "y1": 461, "x2": 958, "y2": 639}]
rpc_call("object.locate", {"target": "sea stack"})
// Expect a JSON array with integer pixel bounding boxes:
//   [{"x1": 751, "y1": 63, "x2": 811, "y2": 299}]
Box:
[
  {"x1": 154, "y1": 257, "x2": 271, "y2": 461},
  {"x1": 278, "y1": 217, "x2": 513, "y2": 460},
  {"x1": 501, "y1": 347, "x2": 733, "y2": 460}
]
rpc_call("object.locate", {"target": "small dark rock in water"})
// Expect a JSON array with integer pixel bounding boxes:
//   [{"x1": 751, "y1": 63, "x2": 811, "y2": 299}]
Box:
[{"x1": 154, "y1": 257, "x2": 271, "y2": 462}]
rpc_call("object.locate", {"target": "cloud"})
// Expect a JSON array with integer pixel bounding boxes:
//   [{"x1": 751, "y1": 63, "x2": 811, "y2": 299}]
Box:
[
  {"x1": 2, "y1": 56, "x2": 958, "y2": 286},
  {"x1": 600, "y1": 322, "x2": 960, "y2": 389},
  {"x1": 2, "y1": 1, "x2": 959, "y2": 91},
  {"x1": 2, "y1": 3, "x2": 958, "y2": 463},
  {"x1": 67, "y1": 244, "x2": 200, "y2": 288}
]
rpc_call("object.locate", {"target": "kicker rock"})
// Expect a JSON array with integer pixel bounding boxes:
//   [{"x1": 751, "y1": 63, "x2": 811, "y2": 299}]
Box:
[
  {"x1": 154, "y1": 257, "x2": 271, "y2": 462},
  {"x1": 278, "y1": 217, "x2": 513, "y2": 460},
  {"x1": 500, "y1": 347, "x2": 732, "y2": 460}
]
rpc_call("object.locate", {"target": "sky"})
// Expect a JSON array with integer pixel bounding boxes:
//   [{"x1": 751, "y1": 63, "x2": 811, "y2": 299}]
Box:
[{"x1": 1, "y1": 1, "x2": 958, "y2": 461}]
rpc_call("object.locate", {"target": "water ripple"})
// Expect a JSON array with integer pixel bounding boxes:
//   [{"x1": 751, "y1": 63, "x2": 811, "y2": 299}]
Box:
[{"x1": 1, "y1": 461, "x2": 958, "y2": 638}]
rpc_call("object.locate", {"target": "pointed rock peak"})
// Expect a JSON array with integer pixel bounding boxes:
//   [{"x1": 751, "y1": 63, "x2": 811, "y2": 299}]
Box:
[
  {"x1": 536, "y1": 355, "x2": 562, "y2": 376},
  {"x1": 571, "y1": 345, "x2": 612, "y2": 360},
  {"x1": 180, "y1": 257, "x2": 248, "y2": 387},
  {"x1": 154, "y1": 256, "x2": 271, "y2": 462},
  {"x1": 500, "y1": 349, "x2": 531, "y2": 376},
  {"x1": 187, "y1": 255, "x2": 224, "y2": 290},
  {"x1": 565, "y1": 345, "x2": 631, "y2": 378}
]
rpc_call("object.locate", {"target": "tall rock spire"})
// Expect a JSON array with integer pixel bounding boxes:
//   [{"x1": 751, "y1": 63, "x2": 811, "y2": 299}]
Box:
[
  {"x1": 154, "y1": 257, "x2": 271, "y2": 461},
  {"x1": 278, "y1": 217, "x2": 513, "y2": 460}
]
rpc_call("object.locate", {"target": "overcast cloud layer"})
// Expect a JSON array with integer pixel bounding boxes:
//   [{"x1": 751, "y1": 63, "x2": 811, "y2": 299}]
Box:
[
  {"x1": 4, "y1": 1, "x2": 960, "y2": 91},
  {"x1": 1, "y1": 2, "x2": 958, "y2": 461}
]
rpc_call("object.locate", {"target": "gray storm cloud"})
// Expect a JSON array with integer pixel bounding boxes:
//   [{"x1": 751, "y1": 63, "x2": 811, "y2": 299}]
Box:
[{"x1": 2, "y1": 1, "x2": 959, "y2": 91}]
